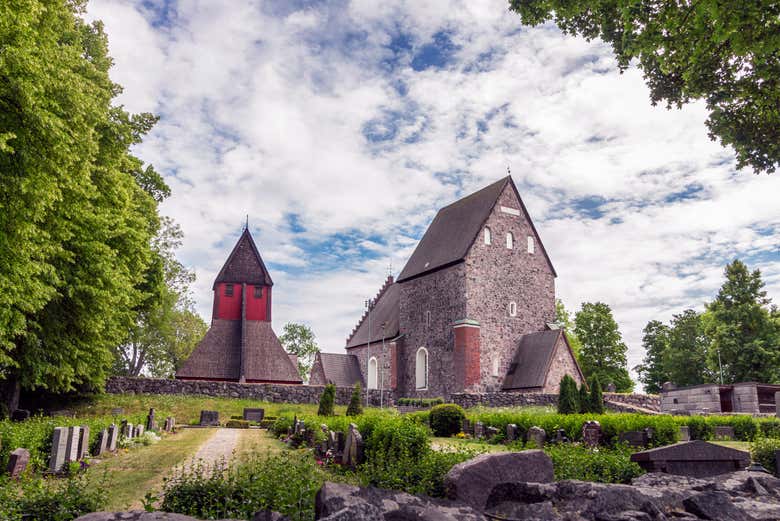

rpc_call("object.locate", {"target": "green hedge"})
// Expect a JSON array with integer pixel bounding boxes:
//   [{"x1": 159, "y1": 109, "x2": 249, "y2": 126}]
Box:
[
  {"x1": 545, "y1": 444, "x2": 644, "y2": 483},
  {"x1": 397, "y1": 397, "x2": 444, "y2": 407},
  {"x1": 429, "y1": 404, "x2": 465, "y2": 437}
]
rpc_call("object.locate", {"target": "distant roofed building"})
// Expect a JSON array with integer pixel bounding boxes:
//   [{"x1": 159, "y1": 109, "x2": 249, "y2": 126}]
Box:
[{"x1": 176, "y1": 227, "x2": 301, "y2": 384}]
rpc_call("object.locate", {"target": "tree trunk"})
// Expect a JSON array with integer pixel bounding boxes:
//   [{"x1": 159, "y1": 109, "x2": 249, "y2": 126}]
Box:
[{"x1": 1, "y1": 374, "x2": 21, "y2": 415}]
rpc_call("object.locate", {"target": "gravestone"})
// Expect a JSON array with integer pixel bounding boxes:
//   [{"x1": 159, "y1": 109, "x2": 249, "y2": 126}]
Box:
[
  {"x1": 582, "y1": 421, "x2": 601, "y2": 447},
  {"x1": 605, "y1": 382, "x2": 617, "y2": 393},
  {"x1": 11, "y1": 409, "x2": 30, "y2": 422},
  {"x1": 107, "y1": 424, "x2": 118, "y2": 451},
  {"x1": 327, "y1": 430, "x2": 338, "y2": 452},
  {"x1": 679, "y1": 426, "x2": 691, "y2": 442},
  {"x1": 714, "y1": 426, "x2": 736, "y2": 440},
  {"x1": 146, "y1": 408, "x2": 156, "y2": 431},
  {"x1": 66, "y1": 426, "x2": 81, "y2": 462},
  {"x1": 199, "y1": 410, "x2": 219, "y2": 426},
  {"x1": 94, "y1": 429, "x2": 108, "y2": 456},
  {"x1": 336, "y1": 431, "x2": 345, "y2": 453},
  {"x1": 526, "y1": 426, "x2": 546, "y2": 448},
  {"x1": 243, "y1": 408, "x2": 265, "y2": 422},
  {"x1": 292, "y1": 416, "x2": 299, "y2": 435},
  {"x1": 341, "y1": 423, "x2": 364, "y2": 468},
  {"x1": 50, "y1": 427, "x2": 69, "y2": 473},
  {"x1": 506, "y1": 424, "x2": 518, "y2": 442},
  {"x1": 111, "y1": 408, "x2": 124, "y2": 416},
  {"x1": 618, "y1": 429, "x2": 651, "y2": 448},
  {"x1": 553, "y1": 429, "x2": 569, "y2": 444},
  {"x1": 134, "y1": 424, "x2": 144, "y2": 437},
  {"x1": 120, "y1": 420, "x2": 130, "y2": 438},
  {"x1": 485, "y1": 426, "x2": 499, "y2": 439},
  {"x1": 474, "y1": 421, "x2": 485, "y2": 439},
  {"x1": 7, "y1": 448, "x2": 30, "y2": 479},
  {"x1": 296, "y1": 420, "x2": 306, "y2": 435},
  {"x1": 124, "y1": 422, "x2": 134, "y2": 439},
  {"x1": 77, "y1": 425, "x2": 90, "y2": 459},
  {"x1": 462, "y1": 419, "x2": 471, "y2": 435},
  {"x1": 776, "y1": 392, "x2": 780, "y2": 418},
  {"x1": 630, "y1": 440, "x2": 750, "y2": 477}
]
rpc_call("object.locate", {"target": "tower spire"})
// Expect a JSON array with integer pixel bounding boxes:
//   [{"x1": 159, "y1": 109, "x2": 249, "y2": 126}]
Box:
[{"x1": 245, "y1": 214, "x2": 249, "y2": 230}]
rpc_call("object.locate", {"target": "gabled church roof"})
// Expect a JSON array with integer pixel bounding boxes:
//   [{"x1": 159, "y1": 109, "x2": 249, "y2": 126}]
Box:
[
  {"x1": 213, "y1": 227, "x2": 273, "y2": 288},
  {"x1": 397, "y1": 176, "x2": 556, "y2": 282},
  {"x1": 314, "y1": 352, "x2": 364, "y2": 387},
  {"x1": 346, "y1": 277, "x2": 400, "y2": 348},
  {"x1": 502, "y1": 329, "x2": 581, "y2": 390}
]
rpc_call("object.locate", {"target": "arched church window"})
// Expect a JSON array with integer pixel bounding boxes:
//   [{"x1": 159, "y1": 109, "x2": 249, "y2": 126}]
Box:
[
  {"x1": 484, "y1": 227, "x2": 492, "y2": 245},
  {"x1": 368, "y1": 357, "x2": 378, "y2": 390},
  {"x1": 416, "y1": 347, "x2": 428, "y2": 390},
  {"x1": 506, "y1": 232, "x2": 514, "y2": 249}
]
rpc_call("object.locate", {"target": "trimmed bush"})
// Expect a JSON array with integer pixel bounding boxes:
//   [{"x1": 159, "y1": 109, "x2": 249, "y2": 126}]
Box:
[
  {"x1": 397, "y1": 397, "x2": 444, "y2": 407},
  {"x1": 429, "y1": 404, "x2": 465, "y2": 437},
  {"x1": 346, "y1": 382, "x2": 363, "y2": 417},
  {"x1": 557, "y1": 375, "x2": 579, "y2": 414},
  {"x1": 588, "y1": 376, "x2": 604, "y2": 414},
  {"x1": 578, "y1": 384, "x2": 590, "y2": 413},
  {"x1": 317, "y1": 384, "x2": 335, "y2": 416},
  {"x1": 751, "y1": 438, "x2": 780, "y2": 476},
  {"x1": 225, "y1": 419, "x2": 250, "y2": 429},
  {"x1": 545, "y1": 444, "x2": 644, "y2": 483}
]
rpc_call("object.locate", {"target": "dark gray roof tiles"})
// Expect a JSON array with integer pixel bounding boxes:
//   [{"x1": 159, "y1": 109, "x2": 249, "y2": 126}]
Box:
[
  {"x1": 346, "y1": 280, "x2": 400, "y2": 348},
  {"x1": 214, "y1": 227, "x2": 273, "y2": 288},
  {"x1": 317, "y1": 352, "x2": 364, "y2": 387},
  {"x1": 502, "y1": 329, "x2": 566, "y2": 390}
]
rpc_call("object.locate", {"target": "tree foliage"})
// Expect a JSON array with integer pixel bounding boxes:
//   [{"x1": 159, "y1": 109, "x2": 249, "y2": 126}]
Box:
[
  {"x1": 346, "y1": 382, "x2": 363, "y2": 417},
  {"x1": 0, "y1": 0, "x2": 167, "y2": 409},
  {"x1": 555, "y1": 299, "x2": 582, "y2": 361},
  {"x1": 509, "y1": 0, "x2": 780, "y2": 174},
  {"x1": 317, "y1": 384, "x2": 336, "y2": 416},
  {"x1": 664, "y1": 310, "x2": 713, "y2": 387},
  {"x1": 704, "y1": 260, "x2": 779, "y2": 383},
  {"x1": 634, "y1": 320, "x2": 671, "y2": 394},
  {"x1": 279, "y1": 323, "x2": 320, "y2": 381},
  {"x1": 588, "y1": 375, "x2": 604, "y2": 414},
  {"x1": 557, "y1": 374, "x2": 579, "y2": 414},
  {"x1": 574, "y1": 302, "x2": 633, "y2": 392}
]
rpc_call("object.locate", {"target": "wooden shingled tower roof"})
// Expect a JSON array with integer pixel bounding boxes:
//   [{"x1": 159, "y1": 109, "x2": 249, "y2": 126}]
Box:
[{"x1": 213, "y1": 227, "x2": 273, "y2": 288}]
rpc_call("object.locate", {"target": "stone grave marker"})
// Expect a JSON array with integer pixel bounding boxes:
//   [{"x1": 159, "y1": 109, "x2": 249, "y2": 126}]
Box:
[
  {"x1": 120, "y1": 420, "x2": 129, "y2": 438},
  {"x1": 11, "y1": 409, "x2": 30, "y2": 422},
  {"x1": 107, "y1": 424, "x2": 118, "y2": 451},
  {"x1": 297, "y1": 420, "x2": 306, "y2": 435},
  {"x1": 474, "y1": 421, "x2": 485, "y2": 439},
  {"x1": 163, "y1": 418, "x2": 171, "y2": 432},
  {"x1": 679, "y1": 426, "x2": 691, "y2": 442},
  {"x1": 65, "y1": 426, "x2": 81, "y2": 462},
  {"x1": 243, "y1": 408, "x2": 265, "y2": 422},
  {"x1": 77, "y1": 425, "x2": 90, "y2": 459},
  {"x1": 336, "y1": 431, "x2": 345, "y2": 453},
  {"x1": 485, "y1": 426, "x2": 499, "y2": 439},
  {"x1": 94, "y1": 429, "x2": 108, "y2": 456},
  {"x1": 111, "y1": 408, "x2": 124, "y2": 416},
  {"x1": 135, "y1": 424, "x2": 145, "y2": 437},
  {"x1": 341, "y1": 423, "x2": 364, "y2": 468},
  {"x1": 581, "y1": 421, "x2": 601, "y2": 447},
  {"x1": 50, "y1": 427, "x2": 69, "y2": 473},
  {"x1": 7, "y1": 448, "x2": 30, "y2": 479},
  {"x1": 462, "y1": 419, "x2": 471, "y2": 435},
  {"x1": 526, "y1": 426, "x2": 546, "y2": 448},
  {"x1": 327, "y1": 430, "x2": 338, "y2": 452},
  {"x1": 146, "y1": 408, "x2": 156, "y2": 431},
  {"x1": 630, "y1": 440, "x2": 750, "y2": 478},
  {"x1": 776, "y1": 392, "x2": 780, "y2": 418},
  {"x1": 618, "y1": 430, "x2": 651, "y2": 448},
  {"x1": 199, "y1": 410, "x2": 219, "y2": 426},
  {"x1": 553, "y1": 429, "x2": 569, "y2": 444},
  {"x1": 506, "y1": 424, "x2": 518, "y2": 442},
  {"x1": 714, "y1": 426, "x2": 736, "y2": 440}
]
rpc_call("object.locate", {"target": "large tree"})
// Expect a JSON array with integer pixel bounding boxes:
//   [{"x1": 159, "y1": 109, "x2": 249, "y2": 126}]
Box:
[
  {"x1": 703, "y1": 260, "x2": 779, "y2": 383},
  {"x1": 0, "y1": 0, "x2": 165, "y2": 411},
  {"x1": 574, "y1": 302, "x2": 634, "y2": 392},
  {"x1": 555, "y1": 298, "x2": 582, "y2": 361},
  {"x1": 279, "y1": 323, "x2": 320, "y2": 382},
  {"x1": 664, "y1": 309, "x2": 713, "y2": 387},
  {"x1": 509, "y1": 0, "x2": 780, "y2": 174},
  {"x1": 634, "y1": 319, "x2": 670, "y2": 394}
]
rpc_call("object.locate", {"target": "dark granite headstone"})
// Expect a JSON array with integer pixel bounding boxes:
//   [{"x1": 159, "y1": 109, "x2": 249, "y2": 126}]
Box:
[
  {"x1": 107, "y1": 424, "x2": 118, "y2": 451},
  {"x1": 10, "y1": 409, "x2": 30, "y2": 422},
  {"x1": 462, "y1": 418, "x2": 471, "y2": 435},
  {"x1": 336, "y1": 431, "x2": 345, "y2": 453},
  {"x1": 506, "y1": 424, "x2": 518, "y2": 442},
  {"x1": 77, "y1": 425, "x2": 90, "y2": 459},
  {"x1": 65, "y1": 426, "x2": 81, "y2": 462},
  {"x1": 619, "y1": 429, "x2": 651, "y2": 448},
  {"x1": 94, "y1": 429, "x2": 108, "y2": 456},
  {"x1": 111, "y1": 408, "x2": 124, "y2": 416},
  {"x1": 7, "y1": 448, "x2": 30, "y2": 479},
  {"x1": 630, "y1": 440, "x2": 750, "y2": 478},
  {"x1": 553, "y1": 429, "x2": 569, "y2": 444},
  {"x1": 243, "y1": 408, "x2": 265, "y2": 422},
  {"x1": 342, "y1": 423, "x2": 364, "y2": 468},
  {"x1": 134, "y1": 424, "x2": 144, "y2": 437},
  {"x1": 485, "y1": 426, "x2": 499, "y2": 439},
  {"x1": 526, "y1": 426, "x2": 546, "y2": 448},
  {"x1": 199, "y1": 410, "x2": 219, "y2": 426},
  {"x1": 49, "y1": 427, "x2": 68, "y2": 472},
  {"x1": 582, "y1": 421, "x2": 601, "y2": 447},
  {"x1": 474, "y1": 421, "x2": 485, "y2": 439},
  {"x1": 146, "y1": 408, "x2": 156, "y2": 431},
  {"x1": 714, "y1": 426, "x2": 736, "y2": 440},
  {"x1": 679, "y1": 426, "x2": 691, "y2": 442}
]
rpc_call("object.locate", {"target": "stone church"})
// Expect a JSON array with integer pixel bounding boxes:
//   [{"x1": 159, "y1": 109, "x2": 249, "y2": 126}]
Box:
[
  {"x1": 176, "y1": 227, "x2": 302, "y2": 384},
  {"x1": 309, "y1": 176, "x2": 583, "y2": 397}
]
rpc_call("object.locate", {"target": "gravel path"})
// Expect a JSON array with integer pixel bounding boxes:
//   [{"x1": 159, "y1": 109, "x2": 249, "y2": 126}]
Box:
[{"x1": 180, "y1": 428, "x2": 241, "y2": 471}]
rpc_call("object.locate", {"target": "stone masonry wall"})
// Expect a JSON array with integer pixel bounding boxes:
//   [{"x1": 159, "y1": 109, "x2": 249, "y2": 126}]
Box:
[
  {"x1": 106, "y1": 377, "x2": 395, "y2": 407},
  {"x1": 464, "y1": 183, "x2": 557, "y2": 392},
  {"x1": 399, "y1": 263, "x2": 467, "y2": 398},
  {"x1": 451, "y1": 392, "x2": 558, "y2": 409},
  {"x1": 604, "y1": 392, "x2": 661, "y2": 411},
  {"x1": 542, "y1": 335, "x2": 584, "y2": 392},
  {"x1": 660, "y1": 385, "x2": 722, "y2": 413}
]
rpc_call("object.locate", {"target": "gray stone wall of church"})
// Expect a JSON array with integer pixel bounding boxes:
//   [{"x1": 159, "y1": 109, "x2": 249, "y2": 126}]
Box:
[
  {"x1": 398, "y1": 263, "x2": 467, "y2": 398},
  {"x1": 463, "y1": 183, "x2": 556, "y2": 391}
]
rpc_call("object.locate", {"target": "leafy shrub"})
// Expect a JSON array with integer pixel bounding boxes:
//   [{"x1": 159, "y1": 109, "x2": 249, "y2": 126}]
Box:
[
  {"x1": 346, "y1": 383, "x2": 363, "y2": 417},
  {"x1": 161, "y1": 451, "x2": 321, "y2": 521},
  {"x1": 270, "y1": 417, "x2": 294, "y2": 438},
  {"x1": 225, "y1": 419, "x2": 250, "y2": 429},
  {"x1": 685, "y1": 416, "x2": 713, "y2": 440},
  {"x1": 578, "y1": 384, "x2": 590, "y2": 413},
  {"x1": 396, "y1": 397, "x2": 444, "y2": 407},
  {"x1": 751, "y1": 438, "x2": 780, "y2": 475},
  {"x1": 545, "y1": 444, "x2": 644, "y2": 483},
  {"x1": 0, "y1": 473, "x2": 107, "y2": 521},
  {"x1": 429, "y1": 404, "x2": 465, "y2": 437},
  {"x1": 588, "y1": 376, "x2": 604, "y2": 414},
  {"x1": 557, "y1": 375, "x2": 579, "y2": 414},
  {"x1": 317, "y1": 384, "x2": 335, "y2": 416}
]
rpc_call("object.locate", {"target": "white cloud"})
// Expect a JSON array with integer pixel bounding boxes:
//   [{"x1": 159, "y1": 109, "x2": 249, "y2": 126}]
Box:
[{"x1": 87, "y1": 0, "x2": 780, "y2": 388}]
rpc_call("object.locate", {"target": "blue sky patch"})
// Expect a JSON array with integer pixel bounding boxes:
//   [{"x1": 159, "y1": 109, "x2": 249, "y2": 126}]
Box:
[{"x1": 411, "y1": 30, "x2": 459, "y2": 71}]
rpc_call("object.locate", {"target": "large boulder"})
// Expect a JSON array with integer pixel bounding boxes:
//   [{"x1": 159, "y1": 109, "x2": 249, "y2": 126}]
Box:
[
  {"x1": 315, "y1": 481, "x2": 485, "y2": 521},
  {"x1": 444, "y1": 450, "x2": 554, "y2": 510},
  {"x1": 75, "y1": 514, "x2": 239, "y2": 521}
]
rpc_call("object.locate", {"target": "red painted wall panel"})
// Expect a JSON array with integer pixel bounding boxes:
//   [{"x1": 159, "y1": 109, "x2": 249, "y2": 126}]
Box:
[
  {"x1": 454, "y1": 325, "x2": 481, "y2": 390},
  {"x1": 216, "y1": 283, "x2": 242, "y2": 320},
  {"x1": 246, "y1": 285, "x2": 271, "y2": 321}
]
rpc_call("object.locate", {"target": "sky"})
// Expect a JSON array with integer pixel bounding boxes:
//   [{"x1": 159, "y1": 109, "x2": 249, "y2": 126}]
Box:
[{"x1": 85, "y1": 0, "x2": 780, "y2": 386}]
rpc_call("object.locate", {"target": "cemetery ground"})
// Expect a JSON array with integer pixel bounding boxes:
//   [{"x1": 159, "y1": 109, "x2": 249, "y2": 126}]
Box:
[{"x1": 4, "y1": 393, "x2": 780, "y2": 520}]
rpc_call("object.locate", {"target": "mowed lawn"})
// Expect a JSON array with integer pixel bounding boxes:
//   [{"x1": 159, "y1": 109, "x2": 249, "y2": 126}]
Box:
[{"x1": 88, "y1": 428, "x2": 285, "y2": 510}]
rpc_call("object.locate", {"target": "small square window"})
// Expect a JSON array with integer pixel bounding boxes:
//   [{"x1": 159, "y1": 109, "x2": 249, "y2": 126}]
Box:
[
  {"x1": 254, "y1": 286, "x2": 263, "y2": 299},
  {"x1": 225, "y1": 284, "x2": 234, "y2": 297}
]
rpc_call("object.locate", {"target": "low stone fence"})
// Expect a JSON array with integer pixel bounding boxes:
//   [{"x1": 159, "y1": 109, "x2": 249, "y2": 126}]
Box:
[
  {"x1": 450, "y1": 392, "x2": 558, "y2": 409},
  {"x1": 604, "y1": 392, "x2": 661, "y2": 411},
  {"x1": 105, "y1": 377, "x2": 395, "y2": 407}
]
